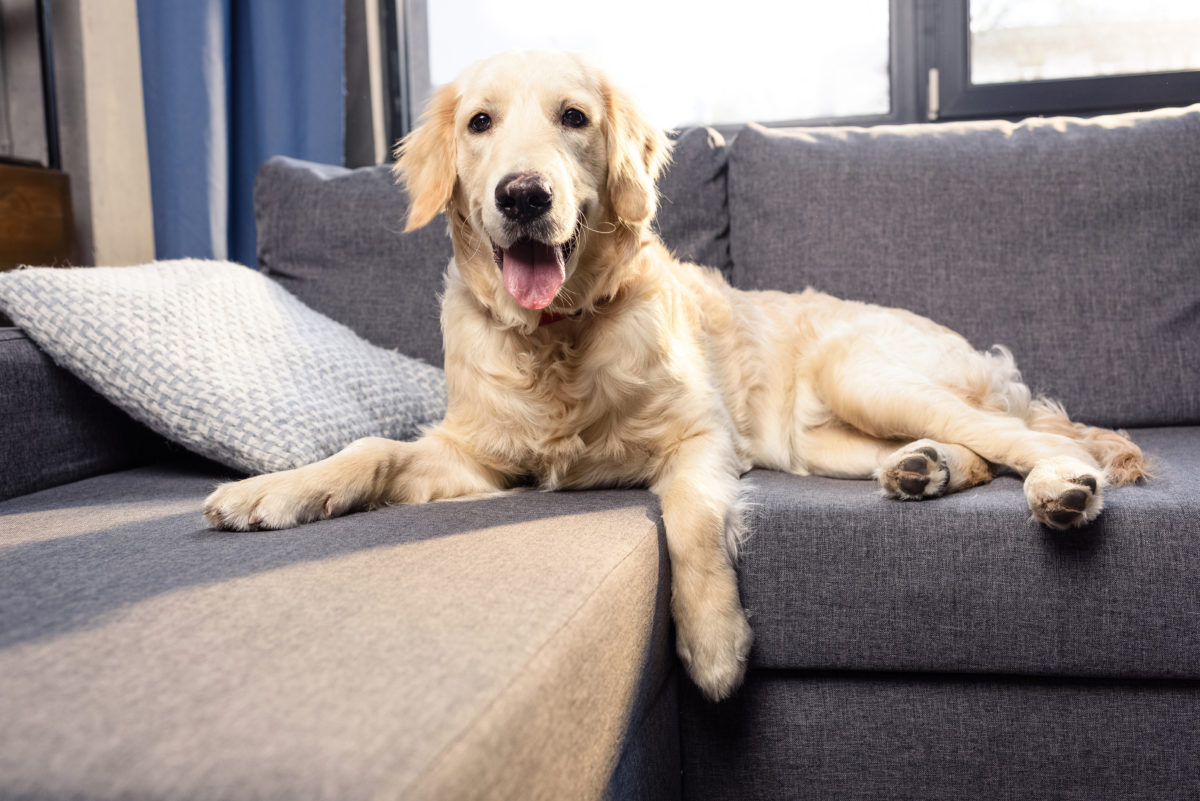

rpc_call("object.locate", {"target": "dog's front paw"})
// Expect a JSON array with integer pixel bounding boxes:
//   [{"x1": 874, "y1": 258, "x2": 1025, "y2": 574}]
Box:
[
  {"x1": 675, "y1": 602, "x2": 753, "y2": 702},
  {"x1": 1024, "y1": 458, "x2": 1106, "y2": 530},
  {"x1": 204, "y1": 470, "x2": 352, "y2": 531},
  {"x1": 877, "y1": 440, "x2": 949, "y2": 500}
]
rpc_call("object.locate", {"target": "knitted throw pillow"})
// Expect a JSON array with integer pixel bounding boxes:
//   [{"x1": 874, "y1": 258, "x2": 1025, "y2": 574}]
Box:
[{"x1": 0, "y1": 259, "x2": 446, "y2": 475}]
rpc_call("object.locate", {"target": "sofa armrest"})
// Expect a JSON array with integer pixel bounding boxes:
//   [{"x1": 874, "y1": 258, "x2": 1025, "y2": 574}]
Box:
[{"x1": 0, "y1": 328, "x2": 163, "y2": 501}]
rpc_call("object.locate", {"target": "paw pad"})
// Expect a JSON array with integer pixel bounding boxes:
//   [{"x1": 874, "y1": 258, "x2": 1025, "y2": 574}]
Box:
[
  {"x1": 1072, "y1": 475, "x2": 1098, "y2": 493},
  {"x1": 879, "y1": 444, "x2": 949, "y2": 501},
  {"x1": 1043, "y1": 486, "x2": 1093, "y2": 527},
  {"x1": 899, "y1": 474, "x2": 930, "y2": 497}
]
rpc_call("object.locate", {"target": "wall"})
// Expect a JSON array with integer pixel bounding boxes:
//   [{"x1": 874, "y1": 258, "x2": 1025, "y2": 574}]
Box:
[{"x1": 51, "y1": 0, "x2": 155, "y2": 266}]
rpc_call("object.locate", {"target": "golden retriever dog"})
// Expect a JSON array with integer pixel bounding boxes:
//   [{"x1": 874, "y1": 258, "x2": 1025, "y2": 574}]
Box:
[{"x1": 205, "y1": 51, "x2": 1146, "y2": 700}]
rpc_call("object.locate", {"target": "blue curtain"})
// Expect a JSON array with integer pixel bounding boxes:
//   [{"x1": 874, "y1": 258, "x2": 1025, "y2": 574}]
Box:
[{"x1": 137, "y1": 0, "x2": 344, "y2": 266}]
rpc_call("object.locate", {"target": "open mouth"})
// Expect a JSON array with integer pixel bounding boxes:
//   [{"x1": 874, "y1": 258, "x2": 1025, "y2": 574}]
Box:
[{"x1": 491, "y1": 218, "x2": 583, "y2": 310}]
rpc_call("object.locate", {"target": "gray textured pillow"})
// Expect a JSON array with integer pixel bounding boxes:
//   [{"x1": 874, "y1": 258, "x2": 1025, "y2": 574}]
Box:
[{"x1": 0, "y1": 260, "x2": 446, "y2": 475}]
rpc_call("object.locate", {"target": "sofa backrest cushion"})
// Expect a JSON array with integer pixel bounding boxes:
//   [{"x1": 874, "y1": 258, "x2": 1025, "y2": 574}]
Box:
[
  {"x1": 655, "y1": 127, "x2": 732, "y2": 277},
  {"x1": 256, "y1": 157, "x2": 451, "y2": 368},
  {"x1": 255, "y1": 127, "x2": 731, "y2": 367},
  {"x1": 728, "y1": 105, "x2": 1200, "y2": 428}
]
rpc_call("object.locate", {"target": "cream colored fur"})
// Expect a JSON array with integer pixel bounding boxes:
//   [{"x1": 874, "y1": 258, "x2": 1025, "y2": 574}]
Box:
[{"x1": 205, "y1": 51, "x2": 1147, "y2": 701}]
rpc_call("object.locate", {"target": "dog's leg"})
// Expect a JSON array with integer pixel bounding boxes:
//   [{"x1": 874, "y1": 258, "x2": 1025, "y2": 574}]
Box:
[
  {"x1": 798, "y1": 426, "x2": 993, "y2": 499},
  {"x1": 796, "y1": 424, "x2": 897, "y2": 478},
  {"x1": 204, "y1": 430, "x2": 507, "y2": 531},
  {"x1": 818, "y1": 365, "x2": 1106, "y2": 529},
  {"x1": 876, "y1": 439, "x2": 994, "y2": 500},
  {"x1": 653, "y1": 433, "x2": 753, "y2": 701}
]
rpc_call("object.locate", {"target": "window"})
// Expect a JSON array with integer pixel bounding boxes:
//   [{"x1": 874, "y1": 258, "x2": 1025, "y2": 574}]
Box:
[
  {"x1": 380, "y1": 0, "x2": 1200, "y2": 139},
  {"x1": 969, "y1": 1, "x2": 1200, "y2": 85},
  {"x1": 929, "y1": 0, "x2": 1200, "y2": 120},
  {"x1": 408, "y1": 0, "x2": 895, "y2": 129}
]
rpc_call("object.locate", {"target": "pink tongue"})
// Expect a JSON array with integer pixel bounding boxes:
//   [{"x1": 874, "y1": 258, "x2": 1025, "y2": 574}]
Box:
[{"x1": 502, "y1": 240, "x2": 565, "y2": 309}]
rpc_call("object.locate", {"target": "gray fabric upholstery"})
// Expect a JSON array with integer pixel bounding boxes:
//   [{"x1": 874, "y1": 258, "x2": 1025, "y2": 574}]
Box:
[
  {"x1": 0, "y1": 467, "x2": 675, "y2": 800},
  {"x1": 656, "y1": 127, "x2": 732, "y2": 277},
  {"x1": 680, "y1": 672, "x2": 1200, "y2": 801},
  {"x1": 255, "y1": 156, "x2": 452, "y2": 367},
  {"x1": 605, "y1": 670, "x2": 682, "y2": 801},
  {"x1": 728, "y1": 105, "x2": 1200, "y2": 429},
  {"x1": 0, "y1": 328, "x2": 163, "y2": 501},
  {"x1": 737, "y1": 427, "x2": 1200, "y2": 678}
]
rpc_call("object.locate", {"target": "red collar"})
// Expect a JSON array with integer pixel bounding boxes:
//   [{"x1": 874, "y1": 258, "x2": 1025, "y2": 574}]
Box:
[{"x1": 538, "y1": 309, "x2": 579, "y2": 327}]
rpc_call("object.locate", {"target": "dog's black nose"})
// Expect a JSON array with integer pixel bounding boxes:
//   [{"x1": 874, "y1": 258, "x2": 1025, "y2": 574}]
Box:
[{"x1": 495, "y1": 173, "x2": 552, "y2": 224}]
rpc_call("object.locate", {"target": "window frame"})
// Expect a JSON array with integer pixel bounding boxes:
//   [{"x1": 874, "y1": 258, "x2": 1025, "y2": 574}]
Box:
[
  {"x1": 0, "y1": 0, "x2": 60, "y2": 169},
  {"x1": 380, "y1": 0, "x2": 426, "y2": 147},
  {"x1": 927, "y1": 0, "x2": 1200, "y2": 121}
]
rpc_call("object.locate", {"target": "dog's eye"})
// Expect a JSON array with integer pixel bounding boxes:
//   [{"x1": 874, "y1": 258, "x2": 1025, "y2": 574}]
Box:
[
  {"x1": 468, "y1": 112, "x2": 492, "y2": 134},
  {"x1": 561, "y1": 108, "x2": 588, "y2": 129}
]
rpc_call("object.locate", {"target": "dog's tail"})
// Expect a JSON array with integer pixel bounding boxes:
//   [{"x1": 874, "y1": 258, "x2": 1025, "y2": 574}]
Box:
[{"x1": 1024, "y1": 397, "x2": 1149, "y2": 486}]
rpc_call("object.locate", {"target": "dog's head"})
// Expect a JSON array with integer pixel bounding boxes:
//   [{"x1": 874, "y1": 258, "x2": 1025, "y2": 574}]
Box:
[{"x1": 395, "y1": 51, "x2": 670, "y2": 328}]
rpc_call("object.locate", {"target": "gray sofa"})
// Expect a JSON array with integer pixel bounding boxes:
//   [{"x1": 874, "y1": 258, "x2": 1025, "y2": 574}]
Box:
[{"x1": 2, "y1": 104, "x2": 1198, "y2": 800}]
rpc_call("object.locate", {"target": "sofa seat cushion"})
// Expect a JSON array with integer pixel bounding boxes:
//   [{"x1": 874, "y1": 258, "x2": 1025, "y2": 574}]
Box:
[
  {"x1": 728, "y1": 105, "x2": 1200, "y2": 429},
  {"x1": 738, "y1": 426, "x2": 1200, "y2": 679},
  {"x1": 0, "y1": 468, "x2": 672, "y2": 800}
]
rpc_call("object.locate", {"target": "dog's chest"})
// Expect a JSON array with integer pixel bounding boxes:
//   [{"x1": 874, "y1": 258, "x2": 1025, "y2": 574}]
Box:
[{"x1": 492, "y1": 333, "x2": 673, "y2": 487}]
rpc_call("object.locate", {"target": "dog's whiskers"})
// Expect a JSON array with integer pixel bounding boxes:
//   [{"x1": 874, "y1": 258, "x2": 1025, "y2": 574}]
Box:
[
  {"x1": 555, "y1": 285, "x2": 580, "y2": 308},
  {"x1": 582, "y1": 221, "x2": 618, "y2": 236},
  {"x1": 453, "y1": 213, "x2": 487, "y2": 261}
]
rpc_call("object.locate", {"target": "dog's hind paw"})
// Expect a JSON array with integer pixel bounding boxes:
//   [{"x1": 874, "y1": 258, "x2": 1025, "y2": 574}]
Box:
[
  {"x1": 1025, "y1": 458, "x2": 1106, "y2": 530},
  {"x1": 877, "y1": 440, "x2": 950, "y2": 500}
]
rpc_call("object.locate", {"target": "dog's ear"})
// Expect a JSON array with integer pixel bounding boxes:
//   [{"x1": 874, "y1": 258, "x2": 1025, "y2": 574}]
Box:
[
  {"x1": 394, "y1": 84, "x2": 459, "y2": 232},
  {"x1": 603, "y1": 80, "x2": 671, "y2": 227}
]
